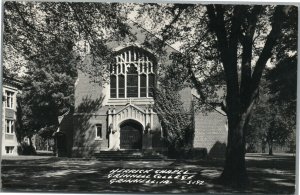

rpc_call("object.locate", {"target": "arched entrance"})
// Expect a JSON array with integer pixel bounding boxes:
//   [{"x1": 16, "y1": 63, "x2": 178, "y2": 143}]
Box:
[{"x1": 120, "y1": 120, "x2": 143, "y2": 149}]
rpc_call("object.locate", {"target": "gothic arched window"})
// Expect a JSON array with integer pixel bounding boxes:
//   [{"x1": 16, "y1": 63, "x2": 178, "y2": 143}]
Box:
[{"x1": 110, "y1": 47, "x2": 156, "y2": 98}]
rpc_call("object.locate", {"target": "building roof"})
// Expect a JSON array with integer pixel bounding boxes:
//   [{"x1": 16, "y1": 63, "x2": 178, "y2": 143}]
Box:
[{"x1": 3, "y1": 76, "x2": 23, "y2": 89}]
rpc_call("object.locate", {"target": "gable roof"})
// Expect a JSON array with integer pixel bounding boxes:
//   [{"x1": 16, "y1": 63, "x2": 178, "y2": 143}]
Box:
[
  {"x1": 104, "y1": 20, "x2": 179, "y2": 60},
  {"x1": 115, "y1": 103, "x2": 146, "y2": 115}
]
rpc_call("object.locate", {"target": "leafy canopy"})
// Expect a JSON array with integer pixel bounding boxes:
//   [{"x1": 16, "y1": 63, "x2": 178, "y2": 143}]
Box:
[{"x1": 4, "y1": 2, "x2": 132, "y2": 138}]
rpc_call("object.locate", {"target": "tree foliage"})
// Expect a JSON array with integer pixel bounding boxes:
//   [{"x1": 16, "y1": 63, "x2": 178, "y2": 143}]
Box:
[
  {"x1": 246, "y1": 7, "x2": 297, "y2": 155},
  {"x1": 4, "y1": 2, "x2": 131, "y2": 77},
  {"x1": 247, "y1": 78, "x2": 295, "y2": 155},
  {"x1": 4, "y1": 2, "x2": 131, "y2": 139},
  {"x1": 17, "y1": 43, "x2": 78, "y2": 140},
  {"x1": 134, "y1": 4, "x2": 297, "y2": 186},
  {"x1": 153, "y1": 66, "x2": 194, "y2": 156}
]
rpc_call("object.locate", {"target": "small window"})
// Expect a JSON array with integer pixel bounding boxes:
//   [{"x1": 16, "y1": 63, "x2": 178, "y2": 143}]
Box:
[
  {"x1": 5, "y1": 120, "x2": 14, "y2": 134},
  {"x1": 5, "y1": 146, "x2": 14, "y2": 154},
  {"x1": 6, "y1": 91, "x2": 14, "y2": 108},
  {"x1": 95, "y1": 124, "x2": 102, "y2": 139}
]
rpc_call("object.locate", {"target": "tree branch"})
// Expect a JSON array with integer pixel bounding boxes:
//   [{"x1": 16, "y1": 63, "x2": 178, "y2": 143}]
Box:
[
  {"x1": 251, "y1": 5, "x2": 289, "y2": 94},
  {"x1": 225, "y1": 5, "x2": 247, "y2": 101},
  {"x1": 186, "y1": 55, "x2": 207, "y2": 103},
  {"x1": 13, "y1": 2, "x2": 56, "y2": 37},
  {"x1": 240, "y1": 5, "x2": 262, "y2": 108},
  {"x1": 206, "y1": 5, "x2": 229, "y2": 70},
  {"x1": 13, "y1": 2, "x2": 42, "y2": 35},
  {"x1": 159, "y1": 4, "x2": 193, "y2": 49}
]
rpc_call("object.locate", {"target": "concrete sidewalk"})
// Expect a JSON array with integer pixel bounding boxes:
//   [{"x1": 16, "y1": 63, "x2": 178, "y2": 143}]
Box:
[{"x1": 1, "y1": 155, "x2": 52, "y2": 160}]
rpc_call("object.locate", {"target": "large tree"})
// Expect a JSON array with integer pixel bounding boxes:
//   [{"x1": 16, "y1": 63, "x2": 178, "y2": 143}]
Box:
[
  {"x1": 134, "y1": 4, "x2": 296, "y2": 186},
  {"x1": 4, "y1": 2, "x2": 131, "y2": 140},
  {"x1": 205, "y1": 5, "x2": 294, "y2": 186}
]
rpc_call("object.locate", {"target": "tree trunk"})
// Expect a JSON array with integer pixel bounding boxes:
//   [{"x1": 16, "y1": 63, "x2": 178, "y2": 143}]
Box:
[
  {"x1": 29, "y1": 135, "x2": 33, "y2": 147},
  {"x1": 219, "y1": 113, "x2": 248, "y2": 187},
  {"x1": 46, "y1": 139, "x2": 49, "y2": 151},
  {"x1": 268, "y1": 142, "x2": 273, "y2": 155},
  {"x1": 219, "y1": 84, "x2": 258, "y2": 186},
  {"x1": 262, "y1": 141, "x2": 266, "y2": 153}
]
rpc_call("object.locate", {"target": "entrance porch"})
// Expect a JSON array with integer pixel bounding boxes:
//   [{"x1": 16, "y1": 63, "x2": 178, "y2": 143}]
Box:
[{"x1": 107, "y1": 103, "x2": 155, "y2": 151}]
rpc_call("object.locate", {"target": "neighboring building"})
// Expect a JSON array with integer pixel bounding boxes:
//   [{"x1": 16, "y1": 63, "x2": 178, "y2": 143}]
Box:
[
  {"x1": 2, "y1": 77, "x2": 22, "y2": 156},
  {"x1": 58, "y1": 22, "x2": 228, "y2": 158}
]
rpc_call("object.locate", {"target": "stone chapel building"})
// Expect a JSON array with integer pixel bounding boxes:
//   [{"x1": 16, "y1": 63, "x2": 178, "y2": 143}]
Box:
[{"x1": 57, "y1": 22, "x2": 228, "y2": 158}]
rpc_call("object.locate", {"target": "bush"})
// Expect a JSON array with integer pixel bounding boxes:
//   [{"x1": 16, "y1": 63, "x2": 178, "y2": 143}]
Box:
[
  {"x1": 167, "y1": 147, "x2": 207, "y2": 159},
  {"x1": 17, "y1": 142, "x2": 37, "y2": 155},
  {"x1": 246, "y1": 143, "x2": 257, "y2": 153}
]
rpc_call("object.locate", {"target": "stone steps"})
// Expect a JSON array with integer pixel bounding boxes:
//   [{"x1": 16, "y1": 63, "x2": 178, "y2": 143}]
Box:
[{"x1": 94, "y1": 150, "x2": 167, "y2": 161}]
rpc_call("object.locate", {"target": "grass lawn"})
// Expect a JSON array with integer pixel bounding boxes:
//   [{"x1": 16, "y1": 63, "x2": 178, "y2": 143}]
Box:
[{"x1": 1, "y1": 153, "x2": 295, "y2": 193}]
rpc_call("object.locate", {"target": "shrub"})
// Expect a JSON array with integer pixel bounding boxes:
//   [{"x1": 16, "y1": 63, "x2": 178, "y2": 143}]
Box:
[{"x1": 17, "y1": 141, "x2": 37, "y2": 155}]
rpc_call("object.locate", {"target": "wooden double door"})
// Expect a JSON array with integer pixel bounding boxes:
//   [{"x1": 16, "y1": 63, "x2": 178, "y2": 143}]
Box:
[{"x1": 120, "y1": 120, "x2": 143, "y2": 149}]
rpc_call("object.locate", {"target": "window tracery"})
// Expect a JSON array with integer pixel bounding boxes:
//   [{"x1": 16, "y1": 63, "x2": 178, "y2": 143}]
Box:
[{"x1": 110, "y1": 47, "x2": 156, "y2": 98}]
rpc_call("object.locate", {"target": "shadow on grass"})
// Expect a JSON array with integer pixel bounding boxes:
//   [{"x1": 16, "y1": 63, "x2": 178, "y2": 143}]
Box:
[
  {"x1": 1, "y1": 154, "x2": 296, "y2": 193},
  {"x1": 168, "y1": 153, "x2": 295, "y2": 194}
]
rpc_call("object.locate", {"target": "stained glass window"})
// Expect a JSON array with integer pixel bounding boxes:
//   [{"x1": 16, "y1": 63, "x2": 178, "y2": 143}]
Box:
[
  {"x1": 110, "y1": 47, "x2": 156, "y2": 98},
  {"x1": 119, "y1": 75, "x2": 125, "y2": 98},
  {"x1": 127, "y1": 64, "x2": 138, "y2": 97},
  {"x1": 110, "y1": 75, "x2": 116, "y2": 98},
  {"x1": 148, "y1": 74, "x2": 155, "y2": 97},
  {"x1": 140, "y1": 74, "x2": 147, "y2": 97}
]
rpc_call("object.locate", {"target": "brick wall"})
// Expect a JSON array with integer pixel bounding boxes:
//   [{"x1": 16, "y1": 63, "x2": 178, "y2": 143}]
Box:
[
  {"x1": 194, "y1": 109, "x2": 227, "y2": 157},
  {"x1": 72, "y1": 111, "x2": 108, "y2": 157},
  {"x1": 73, "y1": 66, "x2": 228, "y2": 158},
  {"x1": 72, "y1": 22, "x2": 225, "y2": 157},
  {"x1": 75, "y1": 69, "x2": 103, "y2": 109}
]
